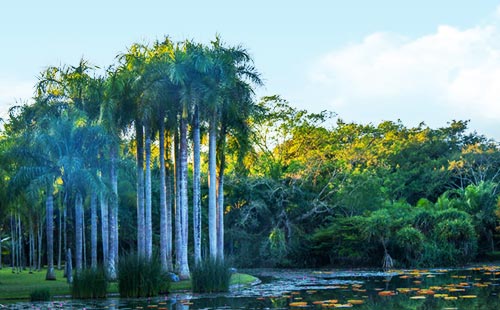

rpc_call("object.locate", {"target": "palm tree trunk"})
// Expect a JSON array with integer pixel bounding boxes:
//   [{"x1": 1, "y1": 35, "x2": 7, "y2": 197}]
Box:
[
  {"x1": 108, "y1": 201, "x2": 117, "y2": 279},
  {"x1": 82, "y1": 207, "x2": 87, "y2": 268},
  {"x1": 17, "y1": 215, "x2": 22, "y2": 272},
  {"x1": 62, "y1": 205, "x2": 66, "y2": 273},
  {"x1": 174, "y1": 130, "x2": 182, "y2": 275},
  {"x1": 100, "y1": 193, "x2": 109, "y2": 271},
  {"x1": 208, "y1": 111, "x2": 217, "y2": 258},
  {"x1": 10, "y1": 215, "x2": 15, "y2": 272},
  {"x1": 46, "y1": 192, "x2": 56, "y2": 280},
  {"x1": 57, "y1": 207, "x2": 62, "y2": 269},
  {"x1": 38, "y1": 215, "x2": 43, "y2": 271},
  {"x1": 145, "y1": 124, "x2": 153, "y2": 259},
  {"x1": 216, "y1": 126, "x2": 227, "y2": 260},
  {"x1": 136, "y1": 121, "x2": 145, "y2": 257},
  {"x1": 193, "y1": 105, "x2": 202, "y2": 264},
  {"x1": 166, "y1": 134, "x2": 174, "y2": 272},
  {"x1": 75, "y1": 193, "x2": 84, "y2": 271},
  {"x1": 159, "y1": 119, "x2": 168, "y2": 271},
  {"x1": 90, "y1": 191, "x2": 98, "y2": 268},
  {"x1": 29, "y1": 221, "x2": 34, "y2": 272},
  {"x1": 178, "y1": 112, "x2": 190, "y2": 279},
  {"x1": 217, "y1": 145, "x2": 226, "y2": 260},
  {"x1": 108, "y1": 145, "x2": 119, "y2": 280}
]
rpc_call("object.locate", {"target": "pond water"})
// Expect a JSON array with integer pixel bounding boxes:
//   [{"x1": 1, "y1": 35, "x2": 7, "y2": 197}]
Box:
[{"x1": 4, "y1": 266, "x2": 500, "y2": 309}]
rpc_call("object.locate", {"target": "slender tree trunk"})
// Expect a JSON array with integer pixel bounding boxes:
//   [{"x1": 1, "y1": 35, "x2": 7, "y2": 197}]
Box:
[
  {"x1": 179, "y1": 112, "x2": 190, "y2": 279},
  {"x1": 46, "y1": 192, "x2": 56, "y2": 280},
  {"x1": 17, "y1": 215, "x2": 22, "y2": 272},
  {"x1": 108, "y1": 200, "x2": 117, "y2": 280},
  {"x1": 216, "y1": 128, "x2": 227, "y2": 260},
  {"x1": 217, "y1": 156, "x2": 226, "y2": 260},
  {"x1": 57, "y1": 207, "x2": 62, "y2": 269},
  {"x1": 10, "y1": 215, "x2": 15, "y2": 272},
  {"x1": 66, "y1": 249, "x2": 73, "y2": 284},
  {"x1": 75, "y1": 193, "x2": 84, "y2": 271},
  {"x1": 62, "y1": 205, "x2": 66, "y2": 274},
  {"x1": 208, "y1": 111, "x2": 218, "y2": 258},
  {"x1": 100, "y1": 193, "x2": 109, "y2": 271},
  {"x1": 193, "y1": 105, "x2": 202, "y2": 264},
  {"x1": 145, "y1": 124, "x2": 153, "y2": 259},
  {"x1": 136, "y1": 121, "x2": 145, "y2": 257},
  {"x1": 174, "y1": 130, "x2": 182, "y2": 275},
  {"x1": 38, "y1": 216, "x2": 43, "y2": 271},
  {"x1": 29, "y1": 221, "x2": 34, "y2": 273},
  {"x1": 108, "y1": 144, "x2": 119, "y2": 280},
  {"x1": 82, "y1": 207, "x2": 87, "y2": 268},
  {"x1": 31, "y1": 223, "x2": 35, "y2": 272},
  {"x1": 91, "y1": 191, "x2": 98, "y2": 268},
  {"x1": 166, "y1": 134, "x2": 174, "y2": 272},
  {"x1": 159, "y1": 119, "x2": 168, "y2": 271}
]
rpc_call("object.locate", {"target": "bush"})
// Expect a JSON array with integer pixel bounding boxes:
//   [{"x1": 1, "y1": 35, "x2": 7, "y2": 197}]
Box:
[
  {"x1": 30, "y1": 288, "x2": 51, "y2": 301},
  {"x1": 191, "y1": 258, "x2": 232, "y2": 293},
  {"x1": 435, "y1": 218, "x2": 477, "y2": 263},
  {"x1": 118, "y1": 253, "x2": 169, "y2": 297},
  {"x1": 72, "y1": 267, "x2": 108, "y2": 299},
  {"x1": 395, "y1": 226, "x2": 425, "y2": 267}
]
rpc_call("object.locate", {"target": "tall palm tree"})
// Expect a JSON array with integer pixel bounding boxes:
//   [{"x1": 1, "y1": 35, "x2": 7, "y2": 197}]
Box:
[
  {"x1": 144, "y1": 38, "x2": 179, "y2": 270},
  {"x1": 206, "y1": 38, "x2": 262, "y2": 259},
  {"x1": 101, "y1": 66, "x2": 136, "y2": 278},
  {"x1": 167, "y1": 41, "x2": 197, "y2": 279},
  {"x1": 8, "y1": 111, "x2": 64, "y2": 280}
]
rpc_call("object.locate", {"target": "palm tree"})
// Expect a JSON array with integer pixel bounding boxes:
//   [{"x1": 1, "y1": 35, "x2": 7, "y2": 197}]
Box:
[
  {"x1": 103, "y1": 66, "x2": 137, "y2": 278},
  {"x1": 144, "y1": 38, "x2": 179, "y2": 270},
  {"x1": 8, "y1": 111, "x2": 63, "y2": 280},
  {"x1": 206, "y1": 38, "x2": 262, "y2": 259},
  {"x1": 167, "y1": 41, "x2": 199, "y2": 279}
]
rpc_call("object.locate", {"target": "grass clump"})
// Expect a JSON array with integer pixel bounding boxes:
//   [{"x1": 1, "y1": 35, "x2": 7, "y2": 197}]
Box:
[
  {"x1": 118, "y1": 253, "x2": 169, "y2": 297},
  {"x1": 191, "y1": 258, "x2": 232, "y2": 293},
  {"x1": 71, "y1": 267, "x2": 108, "y2": 299},
  {"x1": 29, "y1": 288, "x2": 51, "y2": 301}
]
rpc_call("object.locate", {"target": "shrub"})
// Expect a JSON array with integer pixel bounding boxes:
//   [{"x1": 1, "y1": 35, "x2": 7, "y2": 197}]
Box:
[
  {"x1": 30, "y1": 288, "x2": 51, "y2": 301},
  {"x1": 72, "y1": 267, "x2": 108, "y2": 299},
  {"x1": 435, "y1": 218, "x2": 477, "y2": 263},
  {"x1": 191, "y1": 258, "x2": 232, "y2": 293},
  {"x1": 118, "y1": 253, "x2": 169, "y2": 297},
  {"x1": 395, "y1": 226, "x2": 425, "y2": 267}
]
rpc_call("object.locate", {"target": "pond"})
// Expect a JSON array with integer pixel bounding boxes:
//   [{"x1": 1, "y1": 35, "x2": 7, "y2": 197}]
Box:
[{"x1": 3, "y1": 266, "x2": 500, "y2": 309}]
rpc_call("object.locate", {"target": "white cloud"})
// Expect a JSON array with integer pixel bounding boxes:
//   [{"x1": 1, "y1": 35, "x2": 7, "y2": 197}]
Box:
[{"x1": 309, "y1": 21, "x2": 500, "y2": 138}]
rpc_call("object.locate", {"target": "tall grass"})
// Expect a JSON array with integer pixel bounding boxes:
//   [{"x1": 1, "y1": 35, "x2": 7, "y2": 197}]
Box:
[
  {"x1": 118, "y1": 253, "x2": 169, "y2": 297},
  {"x1": 30, "y1": 288, "x2": 51, "y2": 301},
  {"x1": 71, "y1": 267, "x2": 108, "y2": 299},
  {"x1": 191, "y1": 258, "x2": 232, "y2": 293}
]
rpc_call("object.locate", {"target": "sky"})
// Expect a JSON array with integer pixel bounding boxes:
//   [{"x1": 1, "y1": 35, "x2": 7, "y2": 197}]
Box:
[{"x1": 2, "y1": 1, "x2": 500, "y2": 139}]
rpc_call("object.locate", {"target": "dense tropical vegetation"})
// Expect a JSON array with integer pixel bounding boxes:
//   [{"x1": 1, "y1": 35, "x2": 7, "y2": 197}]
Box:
[{"x1": 1, "y1": 35, "x2": 500, "y2": 284}]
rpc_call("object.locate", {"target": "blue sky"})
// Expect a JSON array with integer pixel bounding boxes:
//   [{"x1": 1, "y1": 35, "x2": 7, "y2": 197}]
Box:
[{"x1": 2, "y1": 1, "x2": 500, "y2": 138}]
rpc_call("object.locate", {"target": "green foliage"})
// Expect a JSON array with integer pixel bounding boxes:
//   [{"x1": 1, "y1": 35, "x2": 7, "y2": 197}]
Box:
[
  {"x1": 29, "y1": 288, "x2": 51, "y2": 301},
  {"x1": 191, "y1": 258, "x2": 232, "y2": 293},
  {"x1": 118, "y1": 253, "x2": 169, "y2": 298},
  {"x1": 435, "y1": 218, "x2": 477, "y2": 262},
  {"x1": 311, "y1": 217, "x2": 375, "y2": 266},
  {"x1": 259, "y1": 227, "x2": 289, "y2": 267},
  {"x1": 395, "y1": 226, "x2": 425, "y2": 266},
  {"x1": 71, "y1": 267, "x2": 108, "y2": 299}
]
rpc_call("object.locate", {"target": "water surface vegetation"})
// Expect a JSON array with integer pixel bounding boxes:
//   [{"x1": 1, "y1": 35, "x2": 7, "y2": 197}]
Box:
[{"x1": 2, "y1": 266, "x2": 500, "y2": 309}]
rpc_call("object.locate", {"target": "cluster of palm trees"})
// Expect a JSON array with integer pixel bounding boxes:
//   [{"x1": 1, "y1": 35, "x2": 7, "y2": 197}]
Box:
[{"x1": 1, "y1": 36, "x2": 261, "y2": 280}]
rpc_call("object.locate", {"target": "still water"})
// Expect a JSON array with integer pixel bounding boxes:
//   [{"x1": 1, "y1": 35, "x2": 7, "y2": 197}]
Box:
[{"x1": 4, "y1": 266, "x2": 500, "y2": 309}]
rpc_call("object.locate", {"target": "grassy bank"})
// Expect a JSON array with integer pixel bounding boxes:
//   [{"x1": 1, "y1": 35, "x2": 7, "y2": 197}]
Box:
[{"x1": 0, "y1": 268, "x2": 258, "y2": 301}]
